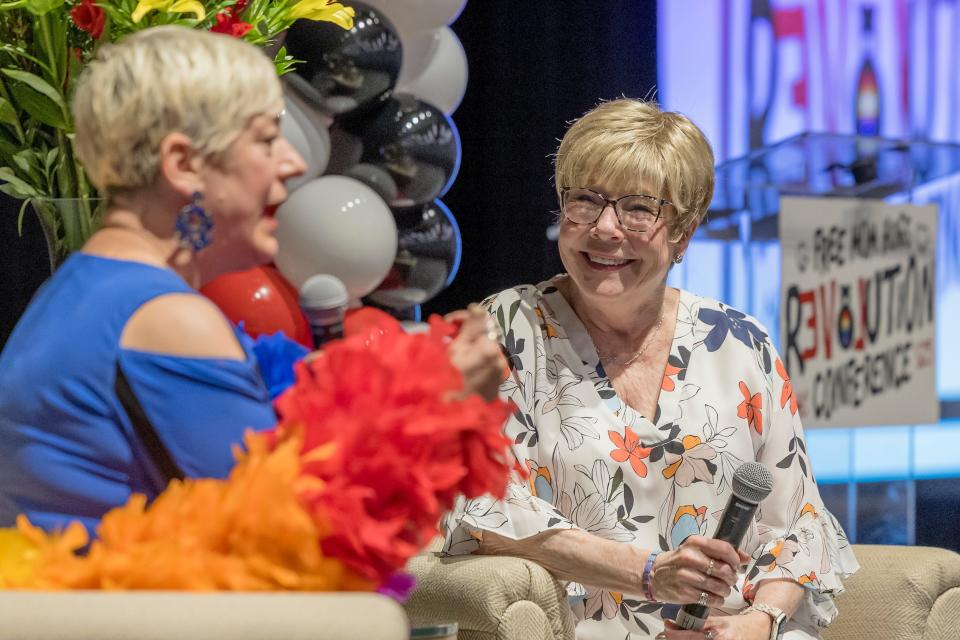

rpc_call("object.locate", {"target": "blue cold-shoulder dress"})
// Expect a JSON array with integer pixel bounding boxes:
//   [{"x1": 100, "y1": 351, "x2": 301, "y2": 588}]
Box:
[{"x1": 0, "y1": 253, "x2": 278, "y2": 535}]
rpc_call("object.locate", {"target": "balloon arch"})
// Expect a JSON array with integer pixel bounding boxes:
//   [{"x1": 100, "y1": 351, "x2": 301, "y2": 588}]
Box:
[{"x1": 203, "y1": 1, "x2": 468, "y2": 344}]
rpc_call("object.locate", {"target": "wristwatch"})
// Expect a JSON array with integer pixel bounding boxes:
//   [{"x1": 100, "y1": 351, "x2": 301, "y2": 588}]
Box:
[{"x1": 740, "y1": 603, "x2": 787, "y2": 640}]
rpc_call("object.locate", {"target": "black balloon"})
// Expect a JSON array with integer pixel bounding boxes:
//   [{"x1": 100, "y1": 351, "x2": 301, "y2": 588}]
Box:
[
  {"x1": 283, "y1": 2, "x2": 402, "y2": 117},
  {"x1": 367, "y1": 200, "x2": 462, "y2": 308},
  {"x1": 341, "y1": 94, "x2": 461, "y2": 208}
]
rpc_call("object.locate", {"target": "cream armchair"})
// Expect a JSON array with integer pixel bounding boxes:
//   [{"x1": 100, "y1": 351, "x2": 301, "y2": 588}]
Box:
[
  {"x1": 405, "y1": 549, "x2": 575, "y2": 640},
  {"x1": 406, "y1": 544, "x2": 960, "y2": 640},
  {"x1": 823, "y1": 545, "x2": 960, "y2": 640},
  {"x1": 0, "y1": 592, "x2": 409, "y2": 640}
]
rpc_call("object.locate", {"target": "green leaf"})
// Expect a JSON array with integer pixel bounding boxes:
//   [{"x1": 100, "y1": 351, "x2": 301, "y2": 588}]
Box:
[
  {"x1": 12, "y1": 149, "x2": 33, "y2": 174},
  {"x1": 0, "y1": 182, "x2": 27, "y2": 198},
  {"x1": 0, "y1": 96, "x2": 19, "y2": 129},
  {"x1": 23, "y1": 0, "x2": 65, "y2": 15},
  {"x1": 2, "y1": 68, "x2": 68, "y2": 111},
  {"x1": 8, "y1": 81, "x2": 67, "y2": 129},
  {"x1": 43, "y1": 146, "x2": 58, "y2": 172},
  {"x1": 0, "y1": 166, "x2": 39, "y2": 198},
  {"x1": 0, "y1": 135, "x2": 18, "y2": 160},
  {"x1": 13, "y1": 148, "x2": 46, "y2": 186},
  {"x1": 16, "y1": 197, "x2": 27, "y2": 233},
  {"x1": 0, "y1": 44, "x2": 49, "y2": 73},
  {"x1": 273, "y1": 46, "x2": 300, "y2": 76}
]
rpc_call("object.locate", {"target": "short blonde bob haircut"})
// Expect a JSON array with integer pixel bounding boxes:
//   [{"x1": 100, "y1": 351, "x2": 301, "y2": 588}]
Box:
[
  {"x1": 554, "y1": 99, "x2": 715, "y2": 241},
  {"x1": 72, "y1": 26, "x2": 284, "y2": 197}
]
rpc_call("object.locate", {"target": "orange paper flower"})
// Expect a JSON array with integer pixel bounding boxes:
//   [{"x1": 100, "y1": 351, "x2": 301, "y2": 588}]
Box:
[{"x1": 8, "y1": 433, "x2": 365, "y2": 591}]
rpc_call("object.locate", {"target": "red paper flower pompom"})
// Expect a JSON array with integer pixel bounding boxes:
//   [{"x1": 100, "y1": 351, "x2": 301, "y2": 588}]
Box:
[{"x1": 272, "y1": 316, "x2": 514, "y2": 585}]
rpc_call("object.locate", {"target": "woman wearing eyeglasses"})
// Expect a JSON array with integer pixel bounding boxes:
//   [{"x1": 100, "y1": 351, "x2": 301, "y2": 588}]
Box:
[{"x1": 442, "y1": 100, "x2": 858, "y2": 640}]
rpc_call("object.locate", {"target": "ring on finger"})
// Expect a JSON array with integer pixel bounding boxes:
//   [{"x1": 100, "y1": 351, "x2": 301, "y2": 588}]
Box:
[
  {"x1": 697, "y1": 591, "x2": 709, "y2": 607},
  {"x1": 704, "y1": 630, "x2": 716, "y2": 640},
  {"x1": 705, "y1": 558, "x2": 715, "y2": 577},
  {"x1": 485, "y1": 318, "x2": 500, "y2": 342}
]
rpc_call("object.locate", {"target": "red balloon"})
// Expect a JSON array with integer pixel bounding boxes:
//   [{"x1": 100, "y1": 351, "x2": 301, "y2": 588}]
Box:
[
  {"x1": 201, "y1": 265, "x2": 314, "y2": 348},
  {"x1": 344, "y1": 306, "x2": 404, "y2": 342}
]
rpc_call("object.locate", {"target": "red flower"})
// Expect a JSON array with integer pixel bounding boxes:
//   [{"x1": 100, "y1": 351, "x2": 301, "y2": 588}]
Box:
[
  {"x1": 737, "y1": 381, "x2": 763, "y2": 434},
  {"x1": 609, "y1": 426, "x2": 653, "y2": 477},
  {"x1": 70, "y1": 0, "x2": 105, "y2": 39},
  {"x1": 211, "y1": 0, "x2": 254, "y2": 38}
]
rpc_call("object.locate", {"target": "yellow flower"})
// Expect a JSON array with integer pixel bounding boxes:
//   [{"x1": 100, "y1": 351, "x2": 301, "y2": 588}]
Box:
[
  {"x1": 285, "y1": 0, "x2": 355, "y2": 29},
  {"x1": 131, "y1": 0, "x2": 207, "y2": 23}
]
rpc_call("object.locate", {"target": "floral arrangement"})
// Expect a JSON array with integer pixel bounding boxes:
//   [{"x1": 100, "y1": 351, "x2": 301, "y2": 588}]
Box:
[
  {"x1": 0, "y1": 316, "x2": 515, "y2": 593},
  {"x1": 0, "y1": 0, "x2": 354, "y2": 262}
]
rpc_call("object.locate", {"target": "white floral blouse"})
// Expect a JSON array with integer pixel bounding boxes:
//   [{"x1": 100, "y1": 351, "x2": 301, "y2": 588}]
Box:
[{"x1": 442, "y1": 276, "x2": 859, "y2": 639}]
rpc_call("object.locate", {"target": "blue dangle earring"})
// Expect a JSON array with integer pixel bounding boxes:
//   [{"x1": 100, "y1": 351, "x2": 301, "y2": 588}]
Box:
[{"x1": 175, "y1": 191, "x2": 214, "y2": 251}]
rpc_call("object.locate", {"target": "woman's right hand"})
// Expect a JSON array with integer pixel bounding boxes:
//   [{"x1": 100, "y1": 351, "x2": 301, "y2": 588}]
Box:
[
  {"x1": 445, "y1": 304, "x2": 506, "y2": 402},
  {"x1": 650, "y1": 536, "x2": 750, "y2": 607}
]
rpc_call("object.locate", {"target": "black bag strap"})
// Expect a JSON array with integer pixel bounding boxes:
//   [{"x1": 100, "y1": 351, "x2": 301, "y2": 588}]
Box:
[{"x1": 114, "y1": 363, "x2": 184, "y2": 482}]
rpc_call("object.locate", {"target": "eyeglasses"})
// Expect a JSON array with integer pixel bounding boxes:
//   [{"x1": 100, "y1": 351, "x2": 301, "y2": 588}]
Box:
[{"x1": 559, "y1": 187, "x2": 671, "y2": 234}]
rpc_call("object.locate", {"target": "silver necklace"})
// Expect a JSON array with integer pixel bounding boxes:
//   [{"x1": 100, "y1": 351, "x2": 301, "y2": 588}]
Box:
[{"x1": 596, "y1": 313, "x2": 665, "y2": 367}]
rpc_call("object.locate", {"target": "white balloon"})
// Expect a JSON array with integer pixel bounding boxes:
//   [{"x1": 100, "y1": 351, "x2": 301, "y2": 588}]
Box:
[
  {"x1": 363, "y1": 0, "x2": 466, "y2": 33},
  {"x1": 281, "y1": 96, "x2": 331, "y2": 191},
  {"x1": 274, "y1": 176, "x2": 398, "y2": 303},
  {"x1": 396, "y1": 27, "x2": 468, "y2": 115},
  {"x1": 397, "y1": 28, "x2": 441, "y2": 88}
]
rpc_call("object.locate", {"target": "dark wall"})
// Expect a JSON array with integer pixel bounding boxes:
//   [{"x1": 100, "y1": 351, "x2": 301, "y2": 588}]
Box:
[
  {"x1": 426, "y1": 0, "x2": 659, "y2": 314},
  {"x1": 0, "y1": 194, "x2": 48, "y2": 347}
]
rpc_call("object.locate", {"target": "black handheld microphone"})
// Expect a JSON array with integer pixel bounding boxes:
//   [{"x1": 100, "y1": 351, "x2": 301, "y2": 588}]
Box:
[
  {"x1": 299, "y1": 274, "x2": 348, "y2": 348},
  {"x1": 673, "y1": 461, "x2": 774, "y2": 631}
]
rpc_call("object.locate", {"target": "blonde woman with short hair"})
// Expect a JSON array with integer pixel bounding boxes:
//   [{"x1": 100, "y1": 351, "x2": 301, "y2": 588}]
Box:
[
  {"x1": 0, "y1": 26, "x2": 305, "y2": 535},
  {"x1": 443, "y1": 99, "x2": 859, "y2": 640}
]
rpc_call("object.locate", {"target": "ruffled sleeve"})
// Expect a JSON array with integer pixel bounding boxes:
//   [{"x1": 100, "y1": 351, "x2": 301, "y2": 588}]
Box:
[
  {"x1": 441, "y1": 285, "x2": 580, "y2": 557},
  {"x1": 742, "y1": 347, "x2": 860, "y2": 629}
]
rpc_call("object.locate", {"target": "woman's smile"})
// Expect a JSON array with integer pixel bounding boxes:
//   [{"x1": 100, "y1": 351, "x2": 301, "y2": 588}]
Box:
[{"x1": 581, "y1": 251, "x2": 636, "y2": 271}]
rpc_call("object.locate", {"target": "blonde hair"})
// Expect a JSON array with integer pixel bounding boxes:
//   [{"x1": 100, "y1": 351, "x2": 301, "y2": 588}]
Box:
[
  {"x1": 554, "y1": 99, "x2": 715, "y2": 240},
  {"x1": 72, "y1": 26, "x2": 284, "y2": 196}
]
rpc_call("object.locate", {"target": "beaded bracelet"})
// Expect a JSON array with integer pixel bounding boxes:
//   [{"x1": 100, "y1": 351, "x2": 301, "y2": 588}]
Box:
[{"x1": 641, "y1": 549, "x2": 661, "y2": 602}]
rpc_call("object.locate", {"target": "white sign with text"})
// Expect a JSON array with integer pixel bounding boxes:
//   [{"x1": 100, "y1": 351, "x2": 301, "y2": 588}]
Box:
[{"x1": 780, "y1": 196, "x2": 938, "y2": 428}]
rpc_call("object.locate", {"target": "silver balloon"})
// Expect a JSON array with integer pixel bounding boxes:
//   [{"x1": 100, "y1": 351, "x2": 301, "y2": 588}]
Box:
[
  {"x1": 344, "y1": 163, "x2": 399, "y2": 202},
  {"x1": 280, "y1": 94, "x2": 331, "y2": 191}
]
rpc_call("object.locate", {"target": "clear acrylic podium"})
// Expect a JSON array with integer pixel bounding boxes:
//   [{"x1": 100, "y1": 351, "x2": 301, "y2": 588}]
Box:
[{"x1": 708, "y1": 132, "x2": 960, "y2": 239}]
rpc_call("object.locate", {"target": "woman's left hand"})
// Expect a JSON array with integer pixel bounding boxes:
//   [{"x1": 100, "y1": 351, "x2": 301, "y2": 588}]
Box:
[{"x1": 657, "y1": 611, "x2": 771, "y2": 640}]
